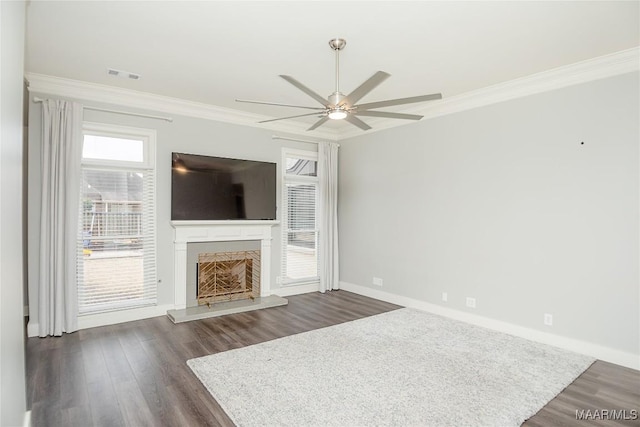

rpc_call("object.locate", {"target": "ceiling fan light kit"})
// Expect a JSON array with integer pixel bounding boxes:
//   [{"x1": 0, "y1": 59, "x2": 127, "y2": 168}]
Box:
[
  {"x1": 328, "y1": 109, "x2": 348, "y2": 120},
  {"x1": 236, "y1": 38, "x2": 443, "y2": 131}
]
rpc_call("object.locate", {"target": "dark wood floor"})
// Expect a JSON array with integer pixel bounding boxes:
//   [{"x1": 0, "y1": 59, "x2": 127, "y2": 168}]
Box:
[{"x1": 26, "y1": 291, "x2": 639, "y2": 427}]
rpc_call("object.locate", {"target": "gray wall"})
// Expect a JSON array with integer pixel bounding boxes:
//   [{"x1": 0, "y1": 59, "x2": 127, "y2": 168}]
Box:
[
  {"x1": 27, "y1": 98, "x2": 316, "y2": 328},
  {"x1": 339, "y1": 72, "x2": 639, "y2": 355},
  {"x1": 0, "y1": 0, "x2": 27, "y2": 424}
]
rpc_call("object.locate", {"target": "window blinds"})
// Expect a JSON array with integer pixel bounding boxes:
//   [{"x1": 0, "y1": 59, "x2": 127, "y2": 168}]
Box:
[
  {"x1": 282, "y1": 155, "x2": 319, "y2": 285},
  {"x1": 76, "y1": 168, "x2": 156, "y2": 313}
]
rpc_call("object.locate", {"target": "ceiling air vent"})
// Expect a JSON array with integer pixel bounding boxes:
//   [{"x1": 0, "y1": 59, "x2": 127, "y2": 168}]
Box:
[{"x1": 107, "y1": 68, "x2": 141, "y2": 80}]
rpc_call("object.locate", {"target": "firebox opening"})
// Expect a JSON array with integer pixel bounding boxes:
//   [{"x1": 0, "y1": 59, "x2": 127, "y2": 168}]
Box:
[{"x1": 197, "y1": 250, "x2": 260, "y2": 306}]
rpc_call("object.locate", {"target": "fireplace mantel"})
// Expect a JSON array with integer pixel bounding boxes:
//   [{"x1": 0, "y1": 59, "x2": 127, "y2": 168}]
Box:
[{"x1": 171, "y1": 220, "x2": 279, "y2": 309}]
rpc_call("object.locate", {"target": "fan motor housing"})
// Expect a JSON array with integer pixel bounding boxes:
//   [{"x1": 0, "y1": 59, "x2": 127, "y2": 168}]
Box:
[{"x1": 328, "y1": 92, "x2": 348, "y2": 107}]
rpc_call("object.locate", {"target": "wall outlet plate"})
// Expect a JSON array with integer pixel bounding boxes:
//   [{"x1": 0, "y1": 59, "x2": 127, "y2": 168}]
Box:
[
  {"x1": 466, "y1": 297, "x2": 476, "y2": 308},
  {"x1": 544, "y1": 313, "x2": 553, "y2": 326},
  {"x1": 442, "y1": 292, "x2": 448, "y2": 302},
  {"x1": 372, "y1": 277, "x2": 383, "y2": 286}
]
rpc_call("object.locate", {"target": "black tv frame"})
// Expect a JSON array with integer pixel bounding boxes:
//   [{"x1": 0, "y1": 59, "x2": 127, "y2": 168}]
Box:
[{"x1": 171, "y1": 152, "x2": 277, "y2": 221}]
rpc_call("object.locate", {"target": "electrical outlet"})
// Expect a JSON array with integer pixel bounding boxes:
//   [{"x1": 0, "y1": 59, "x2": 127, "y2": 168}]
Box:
[
  {"x1": 544, "y1": 313, "x2": 553, "y2": 326},
  {"x1": 276, "y1": 276, "x2": 282, "y2": 285},
  {"x1": 466, "y1": 297, "x2": 476, "y2": 308},
  {"x1": 372, "y1": 277, "x2": 383, "y2": 286},
  {"x1": 442, "y1": 292, "x2": 448, "y2": 302}
]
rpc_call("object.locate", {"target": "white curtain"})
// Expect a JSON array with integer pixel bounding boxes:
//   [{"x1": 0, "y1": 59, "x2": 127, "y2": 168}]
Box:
[
  {"x1": 318, "y1": 141, "x2": 339, "y2": 293},
  {"x1": 38, "y1": 99, "x2": 83, "y2": 336}
]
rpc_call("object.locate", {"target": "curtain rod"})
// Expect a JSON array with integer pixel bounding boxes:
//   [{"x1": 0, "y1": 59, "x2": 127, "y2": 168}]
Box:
[
  {"x1": 32, "y1": 97, "x2": 173, "y2": 123},
  {"x1": 272, "y1": 135, "x2": 339, "y2": 146}
]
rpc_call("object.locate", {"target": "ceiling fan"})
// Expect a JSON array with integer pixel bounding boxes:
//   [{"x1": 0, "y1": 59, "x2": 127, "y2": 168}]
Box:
[{"x1": 236, "y1": 38, "x2": 443, "y2": 131}]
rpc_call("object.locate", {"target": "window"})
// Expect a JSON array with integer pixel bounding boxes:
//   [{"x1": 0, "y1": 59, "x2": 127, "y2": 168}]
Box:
[
  {"x1": 281, "y1": 149, "x2": 319, "y2": 285},
  {"x1": 77, "y1": 123, "x2": 156, "y2": 314}
]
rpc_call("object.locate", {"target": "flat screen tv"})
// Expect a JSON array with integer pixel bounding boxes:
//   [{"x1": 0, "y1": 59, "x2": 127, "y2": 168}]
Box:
[{"x1": 171, "y1": 152, "x2": 276, "y2": 221}]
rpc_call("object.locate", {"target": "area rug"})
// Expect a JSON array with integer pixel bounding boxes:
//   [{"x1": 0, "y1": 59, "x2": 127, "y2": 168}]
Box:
[{"x1": 187, "y1": 308, "x2": 594, "y2": 426}]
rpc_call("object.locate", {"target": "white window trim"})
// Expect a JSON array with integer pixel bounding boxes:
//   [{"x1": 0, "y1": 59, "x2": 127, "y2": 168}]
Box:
[
  {"x1": 281, "y1": 147, "x2": 320, "y2": 287},
  {"x1": 82, "y1": 122, "x2": 156, "y2": 169},
  {"x1": 78, "y1": 122, "x2": 158, "y2": 316},
  {"x1": 283, "y1": 148, "x2": 317, "y2": 162}
]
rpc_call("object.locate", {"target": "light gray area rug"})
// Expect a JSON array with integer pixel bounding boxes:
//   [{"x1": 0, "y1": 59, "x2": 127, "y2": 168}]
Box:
[{"x1": 188, "y1": 308, "x2": 594, "y2": 427}]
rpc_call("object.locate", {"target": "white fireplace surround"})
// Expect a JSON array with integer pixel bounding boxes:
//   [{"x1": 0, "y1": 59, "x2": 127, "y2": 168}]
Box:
[{"x1": 171, "y1": 220, "x2": 278, "y2": 310}]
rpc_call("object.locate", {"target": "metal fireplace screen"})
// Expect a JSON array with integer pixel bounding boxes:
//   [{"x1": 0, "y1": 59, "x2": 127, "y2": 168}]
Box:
[{"x1": 197, "y1": 250, "x2": 260, "y2": 305}]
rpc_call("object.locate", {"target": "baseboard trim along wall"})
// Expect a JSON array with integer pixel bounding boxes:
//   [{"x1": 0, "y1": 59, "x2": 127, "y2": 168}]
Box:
[
  {"x1": 26, "y1": 304, "x2": 174, "y2": 337},
  {"x1": 340, "y1": 281, "x2": 639, "y2": 370},
  {"x1": 272, "y1": 283, "x2": 319, "y2": 297}
]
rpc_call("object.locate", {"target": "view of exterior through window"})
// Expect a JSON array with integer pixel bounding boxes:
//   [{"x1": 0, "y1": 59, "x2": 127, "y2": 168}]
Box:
[
  {"x1": 77, "y1": 127, "x2": 156, "y2": 314},
  {"x1": 282, "y1": 150, "x2": 319, "y2": 284}
]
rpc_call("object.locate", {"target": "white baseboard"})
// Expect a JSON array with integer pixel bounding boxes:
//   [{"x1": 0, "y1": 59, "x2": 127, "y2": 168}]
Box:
[
  {"x1": 78, "y1": 304, "x2": 174, "y2": 330},
  {"x1": 23, "y1": 410, "x2": 31, "y2": 427},
  {"x1": 26, "y1": 304, "x2": 174, "y2": 337},
  {"x1": 27, "y1": 321, "x2": 38, "y2": 338},
  {"x1": 272, "y1": 283, "x2": 319, "y2": 297},
  {"x1": 340, "y1": 281, "x2": 640, "y2": 370}
]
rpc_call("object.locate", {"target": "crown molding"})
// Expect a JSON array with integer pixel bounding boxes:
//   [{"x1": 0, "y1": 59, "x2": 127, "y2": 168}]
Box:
[
  {"x1": 26, "y1": 47, "x2": 638, "y2": 141},
  {"x1": 338, "y1": 47, "x2": 640, "y2": 140},
  {"x1": 25, "y1": 73, "x2": 340, "y2": 141}
]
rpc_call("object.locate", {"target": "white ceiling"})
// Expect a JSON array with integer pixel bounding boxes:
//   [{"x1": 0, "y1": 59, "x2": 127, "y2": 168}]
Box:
[{"x1": 25, "y1": 1, "x2": 639, "y2": 133}]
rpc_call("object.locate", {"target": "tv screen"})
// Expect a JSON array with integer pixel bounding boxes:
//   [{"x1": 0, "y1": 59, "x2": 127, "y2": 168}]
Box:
[{"x1": 171, "y1": 152, "x2": 276, "y2": 221}]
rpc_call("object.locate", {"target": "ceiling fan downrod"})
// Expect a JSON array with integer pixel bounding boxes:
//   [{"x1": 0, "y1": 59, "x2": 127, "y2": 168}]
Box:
[
  {"x1": 328, "y1": 38, "x2": 347, "y2": 108},
  {"x1": 328, "y1": 38, "x2": 346, "y2": 93}
]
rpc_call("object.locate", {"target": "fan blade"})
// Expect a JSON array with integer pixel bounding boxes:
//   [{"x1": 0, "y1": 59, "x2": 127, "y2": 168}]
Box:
[
  {"x1": 258, "y1": 112, "x2": 323, "y2": 124},
  {"x1": 344, "y1": 71, "x2": 390, "y2": 106},
  {"x1": 356, "y1": 93, "x2": 442, "y2": 111},
  {"x1": 280, "y1": 75, "x2": 329, "y2": 107},
  {"x1": 236, "y1": 99, "x2": 325, "y2": 110},
  {"x1": 345, "y1": 114, "x2": 371, "y2": 131},
  {"x1": 355, "y1": 110, "x2": 423, "y2": 120},
  {"x1": 307, "y1": 116, "x2": 330, "y2": 131}
]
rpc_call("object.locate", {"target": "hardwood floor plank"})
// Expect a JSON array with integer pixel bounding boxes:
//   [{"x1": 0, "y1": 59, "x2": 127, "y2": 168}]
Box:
[
  {"x1": 121, "y1": 350, "x2": 177, "y2": 427},
  {"x1": 30, "y1": 347, "x2": 62, "y2": 406},
  {"x1": 113, "y1": 380, "x2": 157, "y2": 427},
  {"x1": 80, "y1": 334, "x2": 111, "y2": 386},
  {"x1": 524, "y1": 405, "x2": 605, "y2": 427},
  {"x1": 60, "y1": 405, "x2": 93, "y2": 427},
  {"x1": 163, "y1": 383, "x2": 227, "y2": 427},
  {"x1": 85, "y1": 379, "x2": 126, "y2": 427},
  {"x1": 59, "y1": 349, "x2": 88, "y2": 409},
  {"x1": 30, "y1": 400, "x2": 64, "y2": 427},
  {"x1": 139, "y1": 339, "x2": 182, "y2": 387},
  {"x1": 524, "y1": 359, "x2": 640, "y2": 426},
  {"x1": 100, "y1": 331, "x2": 137, "y2": 383},
  {"x1": 26, "y1": 291, "x2": 639, "y2": 427}
]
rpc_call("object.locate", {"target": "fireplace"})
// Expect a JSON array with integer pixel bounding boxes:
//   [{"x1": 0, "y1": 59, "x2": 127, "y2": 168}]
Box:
[
  {"x1": 171, "y1": 221, "x2": 276, "y2": 310},
  {"x1": 197, "y1": 250, "x2": 260, "y2": 305},
  {"x1": 168, "y1": 222, "x2": 287, "y2": 323}
]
